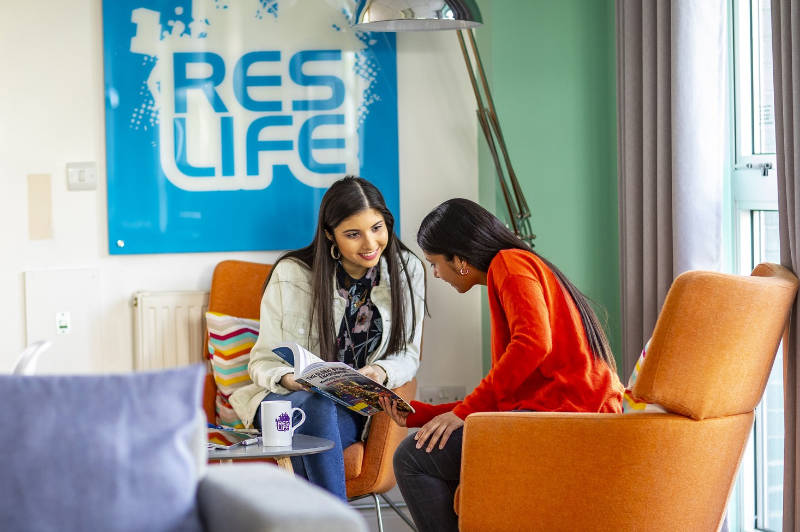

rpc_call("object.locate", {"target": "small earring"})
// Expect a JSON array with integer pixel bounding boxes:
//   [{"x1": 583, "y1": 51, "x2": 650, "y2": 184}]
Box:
[
  {"x1": 459, "y1": 266, "x2": 469, "y2": 276},
  {"x1": 330, "y1": 243, "x2": 341, "y2": 260}
]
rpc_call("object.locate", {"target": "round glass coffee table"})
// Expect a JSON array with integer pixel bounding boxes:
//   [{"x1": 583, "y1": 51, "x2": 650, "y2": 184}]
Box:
[{"x1": 208, "y1": 434, "x2": 334, "y2": 472}]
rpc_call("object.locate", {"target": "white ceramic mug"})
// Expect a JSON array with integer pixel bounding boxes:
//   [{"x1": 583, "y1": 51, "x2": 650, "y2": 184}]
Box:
[{"x1": 260, "y1": 400, "x2": 306, "y2": 447}]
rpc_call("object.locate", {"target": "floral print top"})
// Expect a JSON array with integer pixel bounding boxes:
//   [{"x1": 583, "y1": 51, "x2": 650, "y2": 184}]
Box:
[{"x1": 335, "y1": 263, "x2": 383, "y2": 369}]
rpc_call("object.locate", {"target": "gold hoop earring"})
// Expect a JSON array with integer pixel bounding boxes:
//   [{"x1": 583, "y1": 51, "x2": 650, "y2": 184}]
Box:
[{"x1": 330, "y1": 243, "x2": 341, "y2": 260}]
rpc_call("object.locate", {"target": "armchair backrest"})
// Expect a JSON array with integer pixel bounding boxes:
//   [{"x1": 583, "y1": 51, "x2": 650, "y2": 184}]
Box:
[
  {"x1": 632, "y1": 264, "x2": 799, "y2": 420},
  {"x1": 208, "y1": 260, "x2": 273, "y2": 318}
]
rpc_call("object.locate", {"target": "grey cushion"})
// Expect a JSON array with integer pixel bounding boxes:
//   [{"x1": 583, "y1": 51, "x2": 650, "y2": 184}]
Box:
[
  {"x1": 0, "y1": 364, "x2": 206, "y2": 532},
  {"x1": 198, "y1": 464, "x2": 368, "y2": 532}
]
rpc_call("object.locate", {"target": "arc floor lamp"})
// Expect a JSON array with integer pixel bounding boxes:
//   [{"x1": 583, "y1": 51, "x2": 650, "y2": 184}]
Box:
[{"x1": 354, "y1": 0, "x2": 535, "y2": 245}]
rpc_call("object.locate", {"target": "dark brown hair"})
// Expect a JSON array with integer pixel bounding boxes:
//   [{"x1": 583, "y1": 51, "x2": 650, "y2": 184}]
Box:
[
  {"x1": 267, "y1": 176, "x2": 418, "y2": 362},
  {"x1": 417, "y1": 198, "x2": 616, "y2": 371}
]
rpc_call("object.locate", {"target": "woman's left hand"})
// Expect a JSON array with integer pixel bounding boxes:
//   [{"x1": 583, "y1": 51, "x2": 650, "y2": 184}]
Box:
[
  {"x1": 358, "y1": 364, "x2": 387, "y2": 384},
  {"x1": 414, "y1": 411, "x2": 464, "y2": 452}
]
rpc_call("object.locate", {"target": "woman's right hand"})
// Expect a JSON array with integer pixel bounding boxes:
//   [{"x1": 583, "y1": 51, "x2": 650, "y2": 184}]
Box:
[
  {"x1": 280, "y1": 373, "x2": 308, "y2": 392},
  {"x1": 379, "y1": 396, "x2": 409, "y2": 427}
]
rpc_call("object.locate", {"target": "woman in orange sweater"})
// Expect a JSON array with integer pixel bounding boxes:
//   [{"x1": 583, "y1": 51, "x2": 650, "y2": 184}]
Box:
[{"x1": 380, "y1": 198, "x2": 623, "y2": 532}]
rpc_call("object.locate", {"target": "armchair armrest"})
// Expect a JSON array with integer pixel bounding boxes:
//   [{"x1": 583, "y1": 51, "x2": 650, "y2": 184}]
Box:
[
  {"x1": 458, "y1": 411, "x2": 754, "y2": 532},
  {"x1": 347, "y1": 378, "x2": 417, "y2": 497},
  {"x1": 198, "y1": 464, "x2": 367, "y2": 532}
]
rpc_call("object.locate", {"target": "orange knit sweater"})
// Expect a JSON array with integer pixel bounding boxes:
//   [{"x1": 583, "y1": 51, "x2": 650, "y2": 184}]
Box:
[{"x1": 407, "y1": 249, "x2": 623, "y2": 427}]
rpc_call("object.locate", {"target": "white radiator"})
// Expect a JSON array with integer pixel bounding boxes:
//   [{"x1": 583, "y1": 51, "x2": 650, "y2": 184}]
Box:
[{"x1": 132, "y1": 291, "x2": 209, "y2": 370}]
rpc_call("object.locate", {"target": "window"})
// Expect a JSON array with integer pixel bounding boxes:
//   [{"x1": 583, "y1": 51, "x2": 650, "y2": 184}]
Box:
[
  {"x1": 731, "y1": 0, "x2": 781, "y2": 530},
  {"x1": 737, "y1": 209, "x2": 782, "y2": 531},
  {"x1": 734, "y1": 0, "x2": 775, "y2": 166}
]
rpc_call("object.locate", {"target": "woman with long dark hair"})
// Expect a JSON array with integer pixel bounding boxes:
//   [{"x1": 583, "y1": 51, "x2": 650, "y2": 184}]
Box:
[
  {"x1": 379, "y1": 198, "x2": 623, "y2": 531},
  {"x1": 230, "y1": 176, "x2": 425, "y2": 500}
]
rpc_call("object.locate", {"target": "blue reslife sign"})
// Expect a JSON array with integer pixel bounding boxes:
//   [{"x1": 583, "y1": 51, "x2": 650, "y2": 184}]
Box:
[{"x1": 103, "y1": 0, "x2": 398, "y2": 254}]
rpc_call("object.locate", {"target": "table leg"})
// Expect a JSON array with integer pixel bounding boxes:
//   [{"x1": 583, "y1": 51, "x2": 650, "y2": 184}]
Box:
[{"x1": 276, "y1": 456, "x2": 293, "y2": 472}]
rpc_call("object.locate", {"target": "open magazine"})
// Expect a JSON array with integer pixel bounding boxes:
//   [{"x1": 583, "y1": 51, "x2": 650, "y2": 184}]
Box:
[{"x1": 272, "y1": 342, "x2": 415, "y2": 417}]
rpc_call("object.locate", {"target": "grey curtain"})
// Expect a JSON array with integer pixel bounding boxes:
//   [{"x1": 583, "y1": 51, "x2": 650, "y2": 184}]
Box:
[
  {"x1": 771, "y1": 1, "x2": 800, "y2": 529},
  {"x1": 616, "y1": 0, "x2": 726, "y2": 378}
]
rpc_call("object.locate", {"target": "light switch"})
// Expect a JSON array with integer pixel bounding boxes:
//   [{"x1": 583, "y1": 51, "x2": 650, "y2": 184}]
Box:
[{"x1": 66, "y1": 161, "x2": 97, "y2": 191}]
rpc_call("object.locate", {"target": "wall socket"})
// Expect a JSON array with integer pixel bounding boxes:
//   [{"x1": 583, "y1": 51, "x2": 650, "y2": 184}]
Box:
[{"x1": 418, "y1": 385, "x2": 467, "y2": 404}]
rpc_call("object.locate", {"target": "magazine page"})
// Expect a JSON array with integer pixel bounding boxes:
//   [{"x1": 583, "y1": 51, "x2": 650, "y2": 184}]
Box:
[
  {"x1": 296, "y1": 362, "x2": 415, "y2": 416},
  {"x1": 271, "y1": 342, "x2": 323, "y2": 374}
]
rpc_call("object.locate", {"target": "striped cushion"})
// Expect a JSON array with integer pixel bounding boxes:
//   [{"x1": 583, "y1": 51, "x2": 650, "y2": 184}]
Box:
[
  {"x1": 622, "y1": 340, "x2": 666, "y2": 414},
  {"x1": 206, "y1": 311, "x2": 260, "y2": 428}
]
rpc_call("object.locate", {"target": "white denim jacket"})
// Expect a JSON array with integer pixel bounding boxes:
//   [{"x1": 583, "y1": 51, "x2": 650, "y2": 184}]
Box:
[{"x1": 229, "y1": 250, "x2": 425, "y2": 428}]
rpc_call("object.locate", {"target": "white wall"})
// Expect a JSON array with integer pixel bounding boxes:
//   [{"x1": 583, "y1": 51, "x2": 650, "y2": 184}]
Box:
[{"x1": 0, "y1": 0, "x2": 483, "y2": 394}]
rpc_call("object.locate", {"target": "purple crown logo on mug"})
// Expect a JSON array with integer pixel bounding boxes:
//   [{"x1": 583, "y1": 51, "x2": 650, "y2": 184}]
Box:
[
  {"x1": 260, "y1": 400, "x2": 306, "y2": 447},
  {"x1": 275, "y1": 412, "x2": 292, "y2": 432}
]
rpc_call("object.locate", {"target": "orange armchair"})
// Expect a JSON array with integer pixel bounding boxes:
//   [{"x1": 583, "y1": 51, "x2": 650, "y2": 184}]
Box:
[
  {"x1": 202, "y1": 260, "x2": 417, "y2": 529},
  {"x1": 456, "y1": 263, "x2": 799, "y2": 532}
]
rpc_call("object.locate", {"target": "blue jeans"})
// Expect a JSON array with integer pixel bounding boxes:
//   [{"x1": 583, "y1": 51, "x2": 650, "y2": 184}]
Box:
[
  {"x1": 254, "y1": 391, "x2": 364, "y2": 501},
  {"x1": 393, "y1": 427, "x2": 463, "y2": 532}
]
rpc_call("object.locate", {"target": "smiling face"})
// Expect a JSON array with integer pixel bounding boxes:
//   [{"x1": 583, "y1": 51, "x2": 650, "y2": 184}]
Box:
[
  {"x1": 329, "y1": 208, "x2": 389, "y2": 278},
  {"x1": 424, "y1": 252, "x2": 480, "y2": 293}
]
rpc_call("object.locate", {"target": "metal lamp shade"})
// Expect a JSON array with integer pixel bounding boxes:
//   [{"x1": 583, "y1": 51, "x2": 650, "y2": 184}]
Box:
[{"x1": 353, "y1": 0, "x2": 483, "y2": 31}]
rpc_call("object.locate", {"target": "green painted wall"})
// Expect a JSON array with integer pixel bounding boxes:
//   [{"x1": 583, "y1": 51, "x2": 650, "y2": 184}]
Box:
[{"x1": 475, "y1": 0, "x2": 621, "y2": 371}]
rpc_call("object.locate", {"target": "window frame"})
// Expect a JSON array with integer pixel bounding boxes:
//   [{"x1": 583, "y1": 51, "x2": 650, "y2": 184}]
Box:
[
  {"x1": 730, "y1": 0, "x2": 780, "y2": 530},
  {"x1": 732, "y1": 0, "x2": 776, "y2": 169}
]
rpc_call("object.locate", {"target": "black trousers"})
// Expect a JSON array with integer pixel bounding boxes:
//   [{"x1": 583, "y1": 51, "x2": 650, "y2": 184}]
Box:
[{"x1": 393, "y1": 427, "x2": 463, "y2": 532}]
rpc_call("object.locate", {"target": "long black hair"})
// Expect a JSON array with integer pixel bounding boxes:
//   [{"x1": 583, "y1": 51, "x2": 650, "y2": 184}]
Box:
[
  {"x1": 417, "y1": 198, "x2": 616, "y2": 371},
  {"x1": 267, "y1": 176, "x2": 418, "y2": 362}
]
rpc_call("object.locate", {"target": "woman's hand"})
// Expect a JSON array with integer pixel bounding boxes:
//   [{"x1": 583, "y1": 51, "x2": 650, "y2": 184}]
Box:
[
  {"x1": 279, "y1": 372, "x2": 308, "y2": 392},
  {"x1": 378, "y1": 396, "x2": 409, "y2": 427},
  {"x1": 414, "y1": 411, "x2": 464, "y2": 452},
  {"x1": 358, "y1": 364, "x2": 387, "y2": 385}
]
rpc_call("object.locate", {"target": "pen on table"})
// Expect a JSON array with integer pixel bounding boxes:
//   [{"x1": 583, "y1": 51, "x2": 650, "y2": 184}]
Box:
[{"x1": 207, "y1": 423, "x2": 259, "y2": 434}]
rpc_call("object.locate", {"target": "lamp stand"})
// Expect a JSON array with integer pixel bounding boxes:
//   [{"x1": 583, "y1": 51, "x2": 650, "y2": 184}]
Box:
[{"x1": 456, "y1": 29, "x2": 535, "y2": 245}]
